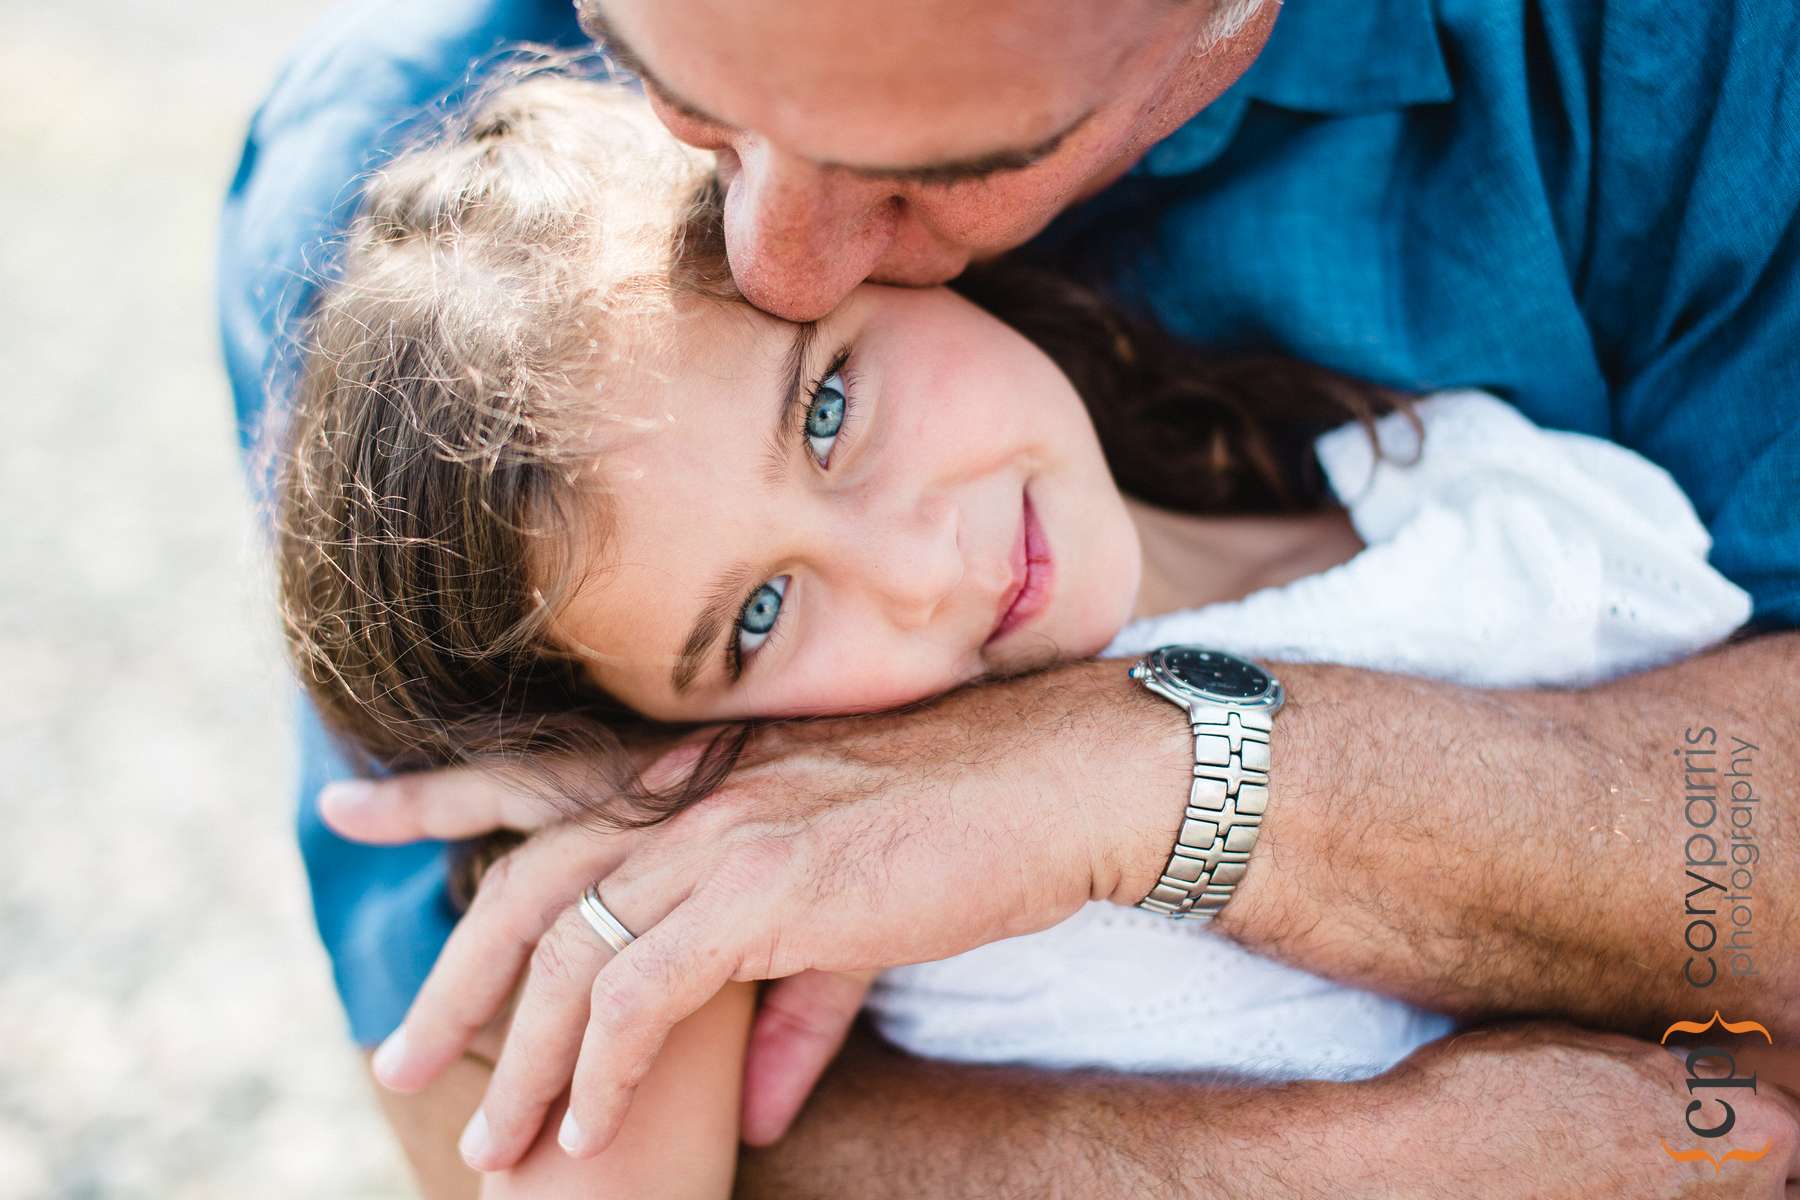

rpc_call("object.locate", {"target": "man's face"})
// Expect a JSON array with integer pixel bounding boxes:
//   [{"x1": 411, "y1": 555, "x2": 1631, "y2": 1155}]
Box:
[{"x1": 584, "y1": 0, "x2": 1277, "y2": 321}]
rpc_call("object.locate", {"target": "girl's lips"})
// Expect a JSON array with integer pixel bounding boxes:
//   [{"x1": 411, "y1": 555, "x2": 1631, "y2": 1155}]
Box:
[{"x1": 986, "y1": 489, "x2": 1053, "y2": 645}]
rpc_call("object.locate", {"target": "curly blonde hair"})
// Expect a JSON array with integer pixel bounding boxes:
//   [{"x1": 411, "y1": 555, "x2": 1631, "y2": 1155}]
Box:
[{"x1": 274, "y1": 62, "x2": 750, "y2": 821}]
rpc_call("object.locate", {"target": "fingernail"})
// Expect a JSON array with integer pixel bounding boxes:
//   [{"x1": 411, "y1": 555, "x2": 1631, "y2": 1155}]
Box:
[
  {"x1": 320, "y1": 780, "x2": 374, "y2": 818},
  {"x1": 558, "y1": 1109, "x2": 583, "y2": 1155},
  {"x1": 371, "y1": 1027, "x2": 407, "y2": 1086},
  {"x1": 459, "y1": 1108, "x2": 491, "y2": 1167}
]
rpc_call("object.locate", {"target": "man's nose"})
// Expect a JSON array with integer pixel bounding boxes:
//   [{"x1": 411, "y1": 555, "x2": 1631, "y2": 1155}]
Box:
[{"x1": 719, "y1": 141, "x2": 897, "y2": 321}]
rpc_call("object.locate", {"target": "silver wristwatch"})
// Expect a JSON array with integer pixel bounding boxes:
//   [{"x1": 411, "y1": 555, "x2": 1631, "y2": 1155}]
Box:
[{"x1": 1129, "y1": 646, "x2": 1284, "y2": 919}]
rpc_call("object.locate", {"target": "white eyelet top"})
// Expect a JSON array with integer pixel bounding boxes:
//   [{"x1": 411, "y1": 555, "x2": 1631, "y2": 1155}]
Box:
[{"x1": 864, "y1": 390, "x2": 1752, "y2": 1081}]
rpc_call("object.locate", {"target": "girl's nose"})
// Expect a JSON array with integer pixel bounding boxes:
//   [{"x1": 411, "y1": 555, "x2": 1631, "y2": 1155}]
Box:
[{"x1": 857, "y1": 497, "x2": 964, "y2": 630}]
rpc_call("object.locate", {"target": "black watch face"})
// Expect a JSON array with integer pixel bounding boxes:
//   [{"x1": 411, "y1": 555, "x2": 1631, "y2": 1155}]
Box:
[{"x1": 1163, "y1": 648, "x2": 1269, "y2": 700}]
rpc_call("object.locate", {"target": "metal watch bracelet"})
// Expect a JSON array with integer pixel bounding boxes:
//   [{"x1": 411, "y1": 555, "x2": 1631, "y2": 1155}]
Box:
[{"x1": 1137, "y1": 704, "x2": 1272, "y2": 918}]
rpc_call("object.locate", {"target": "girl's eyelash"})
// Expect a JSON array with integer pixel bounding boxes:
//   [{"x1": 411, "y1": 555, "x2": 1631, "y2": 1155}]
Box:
[
  {"x1": 793, "y1": 345, "x2": 856, "y2": 453},
  {"x1": 726, "y1": 583, "x2": 785, "y2": 682}
]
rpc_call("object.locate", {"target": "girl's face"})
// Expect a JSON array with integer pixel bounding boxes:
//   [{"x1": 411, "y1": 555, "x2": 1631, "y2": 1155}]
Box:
[{"x1": 553, "y1": 283, "x2": 1142, "y2": 722}]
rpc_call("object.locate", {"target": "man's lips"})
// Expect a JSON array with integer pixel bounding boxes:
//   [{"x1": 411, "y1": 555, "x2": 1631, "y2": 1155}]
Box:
[{"x1": 986, "y1": 490, "x2": 1053, "y2": 645}]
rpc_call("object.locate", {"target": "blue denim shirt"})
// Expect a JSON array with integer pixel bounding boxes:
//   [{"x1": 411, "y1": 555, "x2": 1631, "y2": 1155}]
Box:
[{"x1": 220, "y1": 0, "x2": 1800, "y2": 1044}]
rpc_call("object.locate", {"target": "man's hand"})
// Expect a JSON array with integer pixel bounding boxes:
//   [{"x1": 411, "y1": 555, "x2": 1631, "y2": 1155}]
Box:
[
  {"x1": 323, "y1": 632, "x2": 1800, "y2": 1176},
  {"x1": 737, "y1": 1020, "x2": 1800, "y2": 1200},
  {"x1": 323, "y1": 659, "x2": 1192, "y2": 1170}
]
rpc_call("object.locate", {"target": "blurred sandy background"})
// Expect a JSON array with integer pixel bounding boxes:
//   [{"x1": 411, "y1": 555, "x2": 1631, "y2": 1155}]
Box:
[{"x1": 0, "y1": 2, "x2": 413, "y2": 1195}]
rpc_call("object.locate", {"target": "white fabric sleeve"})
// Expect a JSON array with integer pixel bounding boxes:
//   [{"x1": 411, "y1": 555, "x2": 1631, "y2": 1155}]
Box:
[{"x1": 1101, "y1": 389, "x2": 1751, "y2": 689}]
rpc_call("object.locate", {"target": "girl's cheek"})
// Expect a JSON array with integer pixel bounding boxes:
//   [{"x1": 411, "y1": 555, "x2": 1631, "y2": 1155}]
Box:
[{"x1": 811, "y1": 648, "x2": 962, "y2": 714}]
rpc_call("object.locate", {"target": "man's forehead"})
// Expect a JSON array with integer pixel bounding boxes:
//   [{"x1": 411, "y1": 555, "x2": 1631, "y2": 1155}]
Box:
[{"x1": 587, "y1": 0, "x2": 1167, "y2": 171}]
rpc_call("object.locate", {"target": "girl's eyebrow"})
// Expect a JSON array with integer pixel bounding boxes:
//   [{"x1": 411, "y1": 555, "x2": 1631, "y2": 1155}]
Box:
[
  {"x1": 669, "y1": 321, "x2": 818, "y2": 696},
  {"x1": 760, "y1": 321, "x2": 820, "y2": 487},
  {"x1": 670, "y1": 562, "x2": 755, "y2": 696}
]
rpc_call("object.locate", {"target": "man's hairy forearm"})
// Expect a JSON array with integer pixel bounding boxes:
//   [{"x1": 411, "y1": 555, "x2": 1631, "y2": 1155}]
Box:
[
  {"x1": 739, "y1": 1023, "x2": 1799, "y2": 1200},
  {"x1": 1189, "y1": 630, "x2": 1800, "y2": 1039},
  {"x1": 736, "y1": 1024, "x2": 1361, "y2": 1200}
]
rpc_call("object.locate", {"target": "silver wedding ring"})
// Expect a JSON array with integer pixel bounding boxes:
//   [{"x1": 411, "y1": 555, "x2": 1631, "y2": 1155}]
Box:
[{"x1": 577, "y1": 884, "x2": 636, "y2": 954}]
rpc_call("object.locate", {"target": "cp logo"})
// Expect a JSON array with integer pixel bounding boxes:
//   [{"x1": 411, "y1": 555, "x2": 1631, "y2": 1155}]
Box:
[{"x1": 1660, "y1": 1011, "x2": 1776, "y2": 1173}]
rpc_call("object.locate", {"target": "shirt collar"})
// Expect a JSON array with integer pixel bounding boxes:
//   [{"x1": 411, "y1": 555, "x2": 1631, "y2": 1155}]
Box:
[{"x1": 1136, "y1": 0, "x2": 1452, "y2": 177}]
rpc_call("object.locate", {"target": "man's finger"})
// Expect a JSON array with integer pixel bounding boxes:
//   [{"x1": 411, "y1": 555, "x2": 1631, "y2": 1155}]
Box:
[
  {"x1": 370, "y1": 827, "x2": 628, "y2": 1093},
  {"x1": 559, "y1": 894, "x2": 742, "y2": 1158},
  {"x1": 319, "y1": 763, "x2": 574, "y2": 843},
  {"x1": 740, "y1": 970, "x2": 874, "y2": 1146},
  {"x1": 461, "y1": 904, "x2": 616, "y2": 1172}
]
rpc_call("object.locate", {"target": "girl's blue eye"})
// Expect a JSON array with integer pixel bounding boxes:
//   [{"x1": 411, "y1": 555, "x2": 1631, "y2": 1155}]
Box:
[
  {"x1": 736, "y1": 575, "x2": 788, "y2": 658},
  {"x1": 805, "y1": 372, "x2": 847, "y2": 466}
]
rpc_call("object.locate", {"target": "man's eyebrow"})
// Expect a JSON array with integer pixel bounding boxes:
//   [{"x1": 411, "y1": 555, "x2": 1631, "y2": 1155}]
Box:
[
  {"x1": 846, "y1": 113, "x2": 1092, "y2": 185},
  {"x1": 670, "y1": 321, "x2": 817, "y2": 696},
  {"x1": 588, "y1": 6, "x2": 1092, "y2": 185}
]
